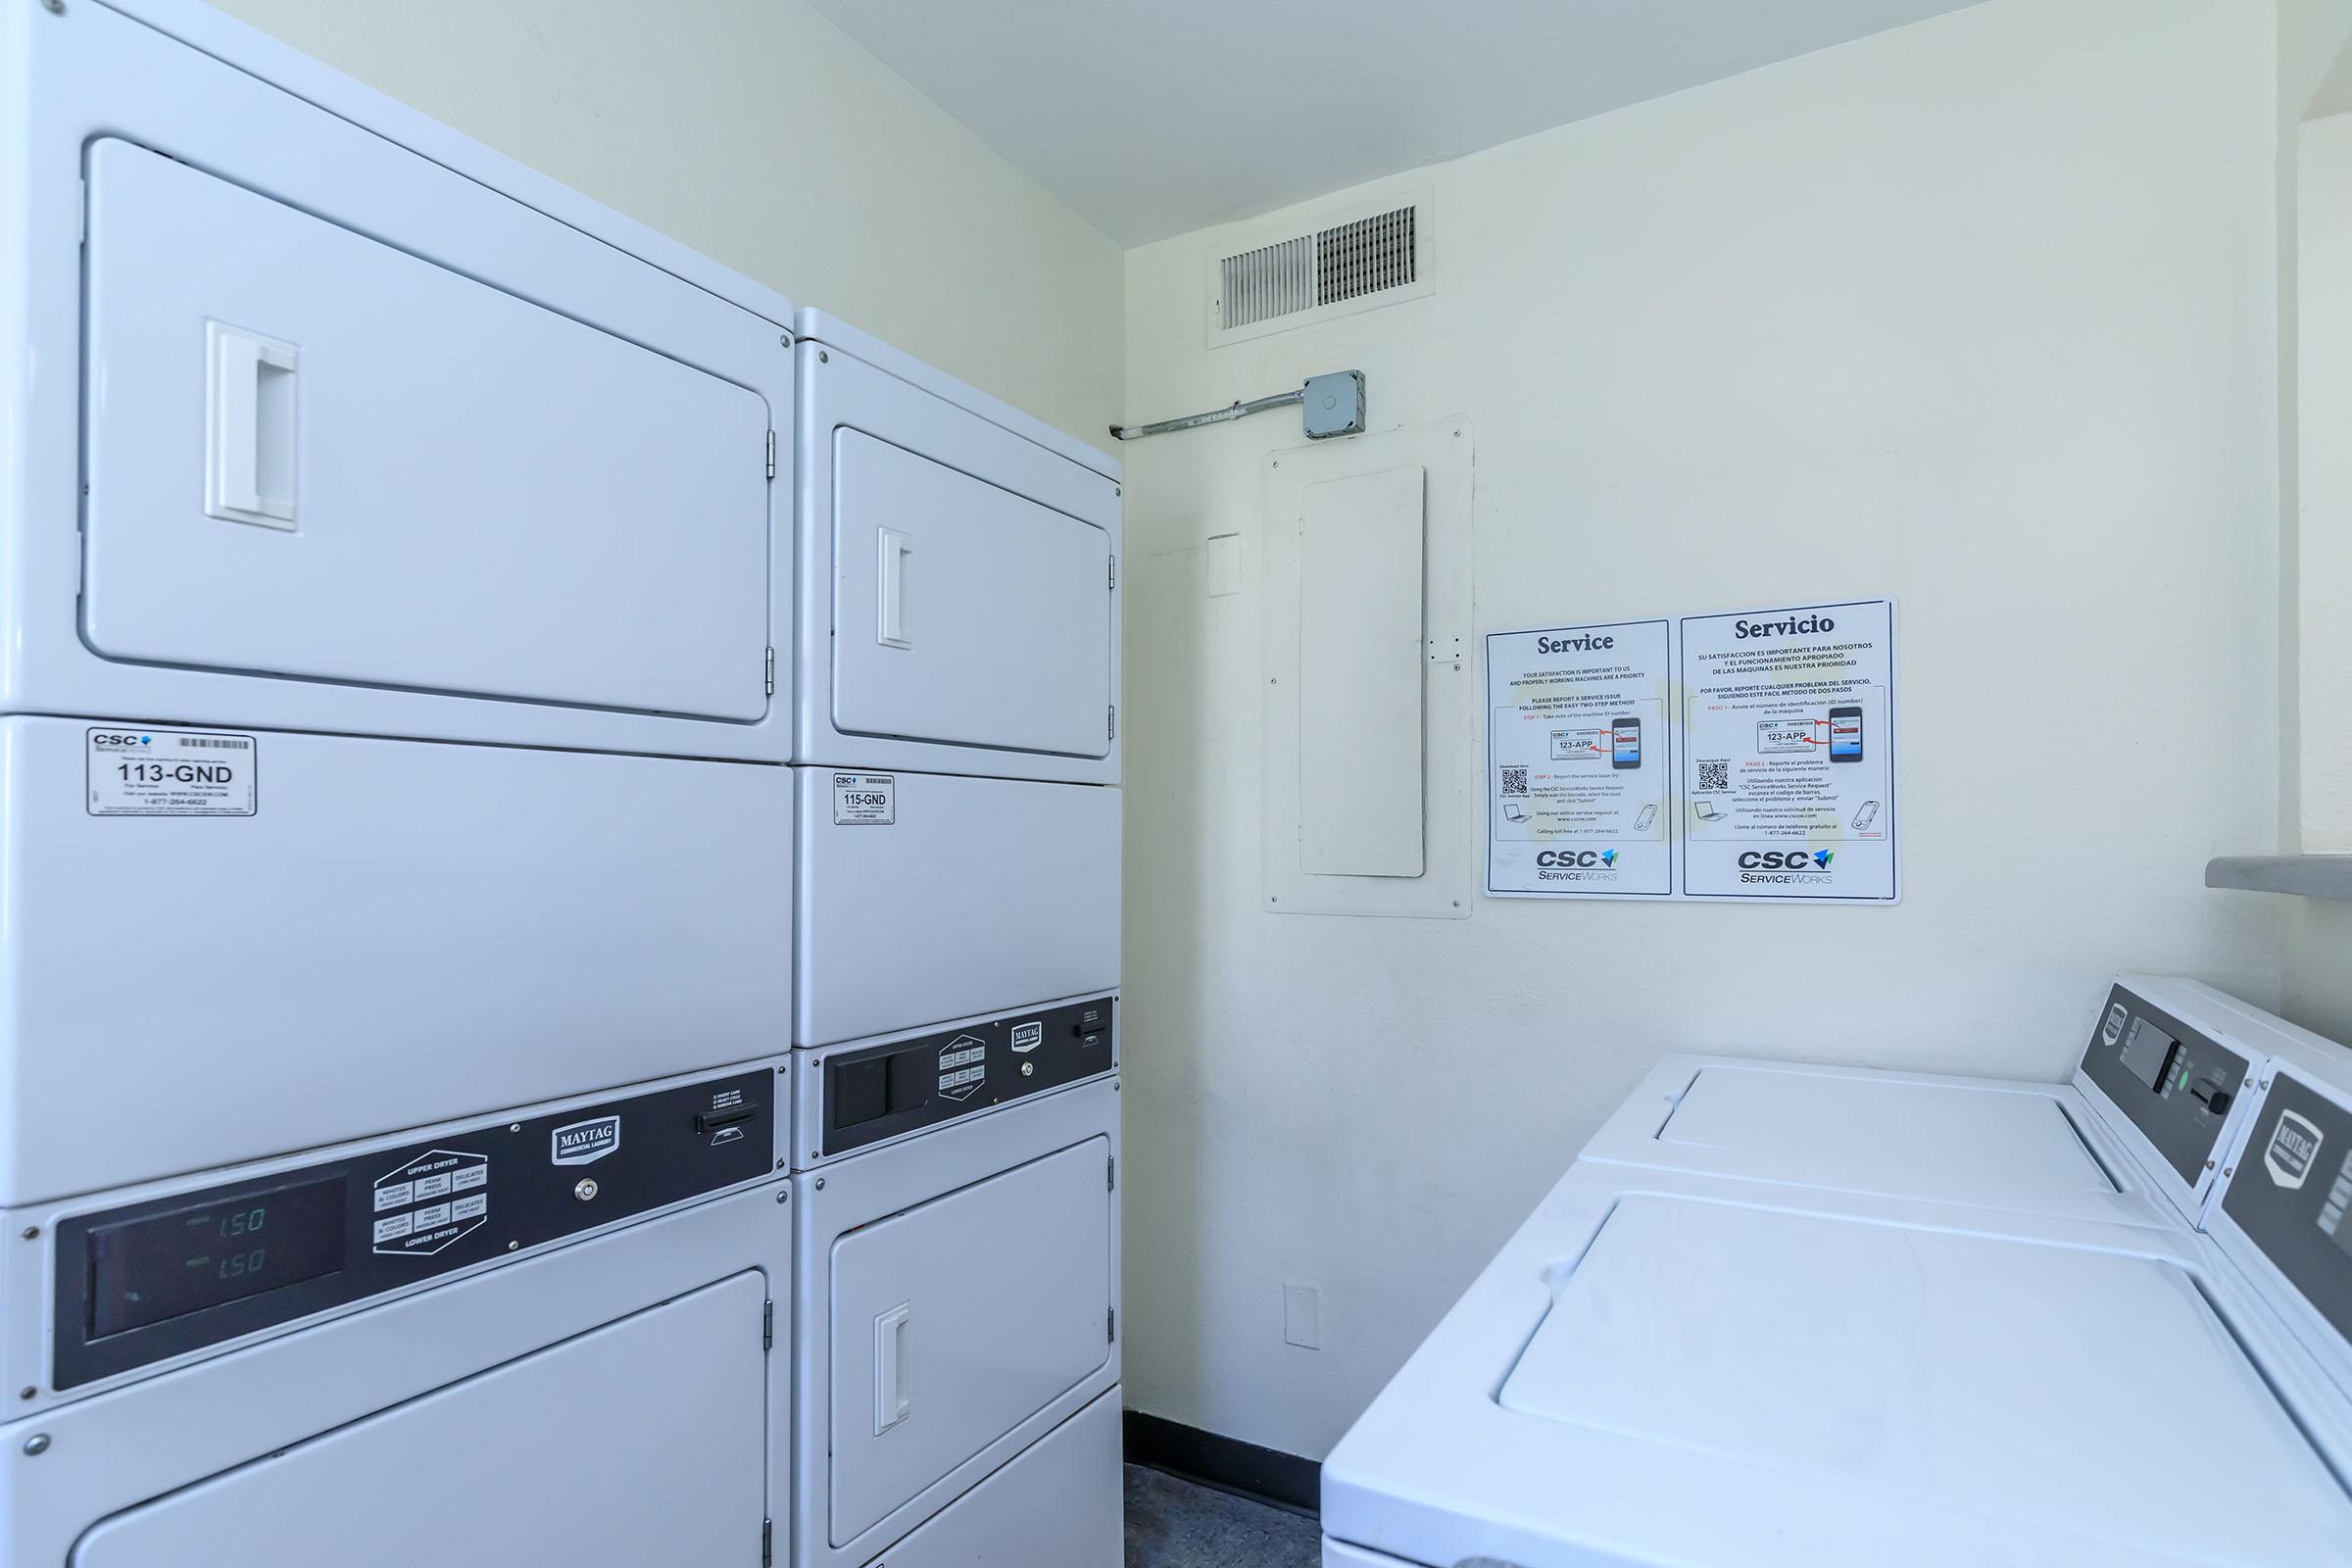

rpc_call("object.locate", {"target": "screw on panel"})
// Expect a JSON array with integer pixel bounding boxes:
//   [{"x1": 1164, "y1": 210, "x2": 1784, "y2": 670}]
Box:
[
  {"x1": 507, "y1": 1240, "x2": 519, "y2": 1251},
  {"x1": 41, "y1": 0, "x2": 64, "y2": 14},
  {"x1": 776, "y1": 1189, "x2": 789, "y2": 1203},
  {"x1": 22, "y1": 1434, "x2": 48, "y2": 1455},
  {"x1": 509, "y1": 1123, "x2": 521, "y2": 1133},
  {"x1": 775, "y1": 1158, "x2": 787, "y2": 1171},
  {"x1": 818, "y1": 351, "x2": 828, "y2": 364},
  {"x1": 17, "y1": 1388, "x2": 31, "y2": 1400},
  {"x1": 20, "y1": 1226, "x2": 36, "y2": 1241},
  {"x1": 813, "y1": 1177, "x2": 825, "y2": 1190},
  {"x1": 573, "y1": 1179, "x2": 599, "y2": 1201}
]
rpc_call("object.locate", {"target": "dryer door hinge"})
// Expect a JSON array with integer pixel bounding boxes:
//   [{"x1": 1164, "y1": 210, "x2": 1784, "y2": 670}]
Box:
[
  {"x1": 762, "y1": 1298, "x2": 773, "y2": 1351},
  {"x1": 764, "y1": 647, "x2": 776, "y2": 696},
  {"x1": 761, "y1": 1517, "x2": 773, "y2": 1566},
  {"x1": 765, "y1": 429, "x2": 776, "y2": 480},
  {"x1": 1108, "y1": 554, "x2": 1116, "y2": 590},
  {"x1": 1107, "y1": 1154, "x2": 1116, "y2": 1192},
  {"x1": 1108, "y1": 706, "x2": 1117, "y2": 743},
  {"x1": 1108, "y1": 1306, "x2": 1117, "y2": 1344}
]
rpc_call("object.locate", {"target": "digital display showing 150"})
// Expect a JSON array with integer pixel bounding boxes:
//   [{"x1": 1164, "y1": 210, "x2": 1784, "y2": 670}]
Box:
[{"x1": 86, "y1": 1176, "x2": 347, "y2": 1340}]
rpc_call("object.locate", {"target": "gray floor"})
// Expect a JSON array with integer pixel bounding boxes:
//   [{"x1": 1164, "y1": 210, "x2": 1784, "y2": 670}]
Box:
[{"x1": 1125, "y1": 1463, "x2": 1321, "y2": 1568}]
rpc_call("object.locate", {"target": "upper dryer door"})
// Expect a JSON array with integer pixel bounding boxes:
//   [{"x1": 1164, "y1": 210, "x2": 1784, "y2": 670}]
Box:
[
  {"x1": 80, "y1": 137, "x2": 771, "y2": 723},
  {"x1": 797, "y1": 340, "x2": 1120, "y2": 782},
  {"x1": 830, "y1": 431, "x2": 1110, "y2": 758}
]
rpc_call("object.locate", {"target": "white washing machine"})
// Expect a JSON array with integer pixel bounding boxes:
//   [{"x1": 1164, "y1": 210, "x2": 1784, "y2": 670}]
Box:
[
  {"x1": 1323, "y1": 1007, "x2": 2352, "y2": 1566},
  {"x1": 789, "y1": 1006, "x2": 1121, "y2": 1568},
  {"x1": 1580, "y1": 976, "x2": 2282, "y2": 1227},
  {"x1": 1, "y1": 0, "x2": 799, "y2": 1208},
  {"x1": 0, "y1": 1057, "x2": 794, "y2": 1565}
]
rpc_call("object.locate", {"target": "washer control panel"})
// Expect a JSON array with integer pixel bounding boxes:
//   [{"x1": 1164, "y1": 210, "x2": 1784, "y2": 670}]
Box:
[
  {"x1": 2220, "y1": 1069, "x2": 2352, "y2": 1350},
  {"x1": 2078, "y1": 983, "x2": 2250, "y2": 1189},
  {"x1": 821, "y1": 996, "x2": 1114, "y2": 1158},
  {"x1": 52, "y1": 1068, "x2": 775, "y2": 1391}
]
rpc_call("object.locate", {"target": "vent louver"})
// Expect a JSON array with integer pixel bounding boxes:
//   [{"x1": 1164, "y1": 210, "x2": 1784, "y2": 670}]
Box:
[{"x1": 1217, "y1": 203, "x2": 1421, "y2": 333}]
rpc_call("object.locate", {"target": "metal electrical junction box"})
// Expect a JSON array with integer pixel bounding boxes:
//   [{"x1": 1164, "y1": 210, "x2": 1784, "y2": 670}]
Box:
[{"x1": 1303, "y1": 370, "x2": 1368, "y2": 439}]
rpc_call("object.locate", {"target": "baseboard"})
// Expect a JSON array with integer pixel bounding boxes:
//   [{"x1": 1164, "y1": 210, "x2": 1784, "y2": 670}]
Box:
[{"x1": 1123, "y1": 1409, "x2": 1320, "y2": 1517}]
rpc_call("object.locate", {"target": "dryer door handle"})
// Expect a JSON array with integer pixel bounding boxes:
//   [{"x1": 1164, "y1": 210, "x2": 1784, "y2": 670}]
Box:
[{"x1": 873, "y1": 1301, "x2": 912, "y2": 1434}]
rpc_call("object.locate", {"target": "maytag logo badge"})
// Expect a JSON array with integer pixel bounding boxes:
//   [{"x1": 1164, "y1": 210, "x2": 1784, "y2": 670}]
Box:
[
  {"x1": 551, "y1": 1115, "x2": 621, "y2": 1166},
  {"x1": 2264, "y1": 1110, "x2": 2324, "y2": 1190}
]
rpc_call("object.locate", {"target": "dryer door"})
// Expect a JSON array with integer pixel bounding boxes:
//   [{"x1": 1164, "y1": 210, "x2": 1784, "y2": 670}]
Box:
[
  {"x1": 830, "y1": 430, "x2": 1111, "y2": 758},
  {"x1": 827, "y1": 1136, "x2": 1113, "y2": 1545},
  {"x1": 71, "y1": 1272, "x2": 768, "y2": 1567},
  {"x1": 81, "y1": 137, "x2": 771, "y2": 723}
]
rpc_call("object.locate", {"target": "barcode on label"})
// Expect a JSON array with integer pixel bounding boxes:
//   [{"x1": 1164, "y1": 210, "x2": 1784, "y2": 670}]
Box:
[
  {"x1": 179, "y1": 737, "x2": 250, "y2": 750},
  {"x1": 1697, "y1": 760, "x2": 1730, "y2": 792},
  {"x1": 1500, "y1": 766, "x2": 1528, "y2": 798}
]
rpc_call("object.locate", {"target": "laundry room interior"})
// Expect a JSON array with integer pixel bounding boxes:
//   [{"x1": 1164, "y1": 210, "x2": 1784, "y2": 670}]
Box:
[{"x1": 6, "y1": 1, "x2": 2352, "y2": 1565}]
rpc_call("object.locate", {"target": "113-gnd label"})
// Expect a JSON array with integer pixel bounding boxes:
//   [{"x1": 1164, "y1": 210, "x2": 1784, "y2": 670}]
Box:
[{"x1": 87, "y1": 728, "x2": 258, "y2": 816}]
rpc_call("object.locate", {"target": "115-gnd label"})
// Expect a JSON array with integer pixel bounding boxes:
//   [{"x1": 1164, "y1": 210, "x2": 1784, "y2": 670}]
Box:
[
  {"x1": 832, "y1": 772, "x2": 895, "y2": 825},
  {"x1": 87, "y1": 728, "x2": 258, "y2": 816}
]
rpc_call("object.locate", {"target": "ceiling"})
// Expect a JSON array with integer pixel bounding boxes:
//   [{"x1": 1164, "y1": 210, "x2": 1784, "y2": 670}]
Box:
[{"x1": 808, "y1": 0, "x2": 1982, "y2": 245}]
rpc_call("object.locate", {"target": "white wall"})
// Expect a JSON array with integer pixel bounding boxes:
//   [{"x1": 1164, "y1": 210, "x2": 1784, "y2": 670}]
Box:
[
  {"x1": 209, "y1": 0, "x2": 1122, "y2": 444},
  {"x1": 2284, "y1": 108, "x2": 2352, "y2": 1040},
  {"x1": 1119, "y1": 0, "x2": 2283, "y2": 1459}
]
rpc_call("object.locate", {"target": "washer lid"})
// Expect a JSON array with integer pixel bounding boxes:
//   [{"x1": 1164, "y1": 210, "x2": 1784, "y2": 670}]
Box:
[
  {"x1": 1657, "y1": 1063, "x2": 2114, "y2": 1191},
  {"x1": 1499, "y1": 1196, "x2": 2352, "y2": 1559}
]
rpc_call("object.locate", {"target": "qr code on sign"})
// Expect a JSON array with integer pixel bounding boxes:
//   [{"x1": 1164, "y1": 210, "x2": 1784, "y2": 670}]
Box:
[
  {"x1": 1500, "y1": 766, "x2": 1529, "y2": 797},
  {"x1": 1697, "y1": 760, "x2": 1730, "y2": 793}
]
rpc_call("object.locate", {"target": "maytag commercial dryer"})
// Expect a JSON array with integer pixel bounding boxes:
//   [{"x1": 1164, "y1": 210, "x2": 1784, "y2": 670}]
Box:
[
  {"x1": 0, "y1": 1058, "x2": 794, "y2": 1567},
  {"x1": 790, "y1": 1001, "x2": 1122, "y2": 1568},
  {"x1": 0, "y1": 0, "x2": 798, "y2": 1210}
]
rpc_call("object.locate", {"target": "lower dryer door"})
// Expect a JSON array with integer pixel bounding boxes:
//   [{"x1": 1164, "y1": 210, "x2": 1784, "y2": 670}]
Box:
[
  {"x1": 828, "y1": 1135, "x2": 1114, "y2": 1547},
  {"x1": 72, "y1": 1272, "x2": 768, "y2": 1567}
]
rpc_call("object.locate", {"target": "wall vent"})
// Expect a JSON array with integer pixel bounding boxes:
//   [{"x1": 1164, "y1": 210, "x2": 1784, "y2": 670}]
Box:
[{"x1": 1208, "y1": 191, "x2": 1432, "y2": 345}]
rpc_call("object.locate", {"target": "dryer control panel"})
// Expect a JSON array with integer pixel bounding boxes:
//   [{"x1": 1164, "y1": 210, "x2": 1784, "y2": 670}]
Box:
[
  {"x1": 818, "y1": 997, "x2": 1115, "y2": 1159},
  {"x1": 51, "y1": 1068, "x2": 776, "y2": 1391},
  {"x1": 2078, "y1": 984, "x2": 2250, "y2": 1189}
]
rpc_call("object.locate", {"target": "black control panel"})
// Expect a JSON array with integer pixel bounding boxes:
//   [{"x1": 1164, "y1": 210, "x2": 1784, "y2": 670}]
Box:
[
  {"x1": 2222, "y1": 1072, "x2": 2352, "y2": 1348},
  {"x1": 2077, "y1": 984, "x2": 2249, "y2": 1188},
  {"x1": 821, "y1": 997, "x2": 1114, "y2": 1158},
  {"x1": 52, "y1": 1069, "x2": 775, "y2": 1390}
]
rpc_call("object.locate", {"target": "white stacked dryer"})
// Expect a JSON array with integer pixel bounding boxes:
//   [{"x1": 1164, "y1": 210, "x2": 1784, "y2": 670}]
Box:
[
  {"x1": 1, "y1": 1, "x2": 799, "y2": 1558},
  {"x1": 788, "y1": 310, "x2": 1125, "y2": 1568}
]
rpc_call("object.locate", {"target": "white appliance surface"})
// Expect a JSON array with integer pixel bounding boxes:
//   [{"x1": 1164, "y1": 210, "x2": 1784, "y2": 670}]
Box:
[
  {"x1": 73, "y1": 1273, "x2": 766, "y2": 1567},
  {"x1": 0, "y1": 1178, "x2": 791, "y2": 1566},
  {"x1": 1584, "y1": 1054, "x2": 2183, "y2": 1227},
  {"x1": 793, "y1": 1076, "x2": 1120, "y2": 1568},
  {"x1": 794, "y1": 766, "x2": 1120, "y2": 1045},
  {"x1": 1321, "y1": 1163, "x2": 2352, "y2": 1568},
  {"x1": 82, "y1": 137, "x2": 770, "y2": 723},
  {"x1": 0, "y1": 715, "x2": 791, "y2": 1206},
  {"x1": 4, "y1": 0, "x2": 792, "y2": 759},
  {"x1": 864, "y1": 1388, "x2": 1124, "y2": 1568},
  {"x1": 793, "y1": 311, "x2": 1121, "y2": 784}
]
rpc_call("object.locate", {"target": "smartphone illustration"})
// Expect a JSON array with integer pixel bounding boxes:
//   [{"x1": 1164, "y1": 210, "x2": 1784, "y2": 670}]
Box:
[
  {"x1": 1611, "y1": 716, "x2": 1642, "y2": 770},
  {"x1": 1852, "y1": 800, "x2": 1881, "y2": 831},
  {"x1": 1634, "y1": 803, "x2": 1658, "y2": 832},
  {"x1": 1829, "y1": 705, "x2": 1864, "y2": 763}
]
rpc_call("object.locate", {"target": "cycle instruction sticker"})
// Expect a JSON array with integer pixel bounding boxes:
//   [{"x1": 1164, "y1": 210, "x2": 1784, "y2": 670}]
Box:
[
  {"x1": 1486, "y1": 619, "x2": 1673, "y2": 898},
  {"x1": 1679, "y1": 600, "x2": 1896, "y2": 902}
]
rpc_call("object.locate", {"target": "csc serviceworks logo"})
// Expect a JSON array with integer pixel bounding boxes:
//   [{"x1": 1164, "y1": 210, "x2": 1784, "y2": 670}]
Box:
[
  {"x1": 1738, "y1": 849, "x2": 1835, "y2": 885},
  {"x1": 89, "y1": 733, "x2": 153, "y2": 749},
  {"x1": 1535, "y1": 848, "x2": 1620, "y2": 883}
]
